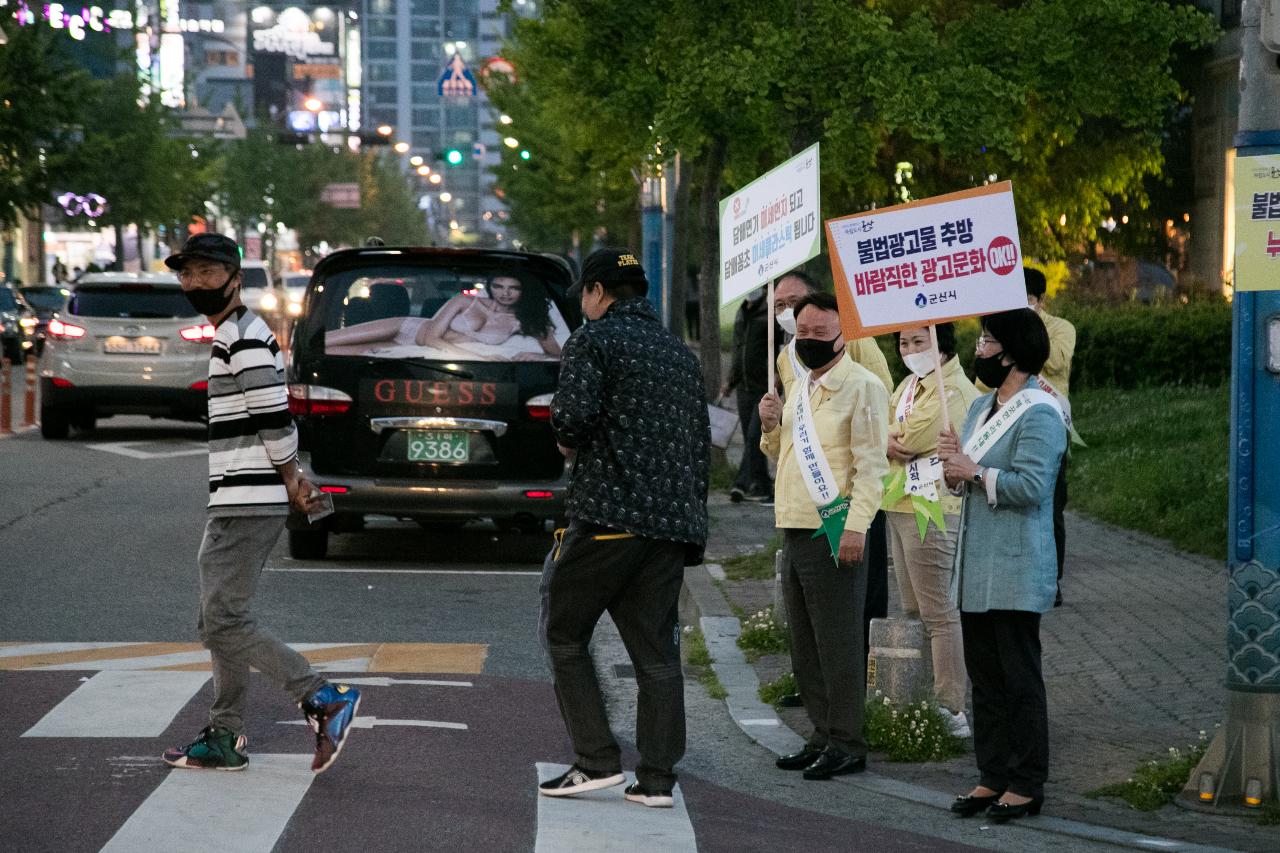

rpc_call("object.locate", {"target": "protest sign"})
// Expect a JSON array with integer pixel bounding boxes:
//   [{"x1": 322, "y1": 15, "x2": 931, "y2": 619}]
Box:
[
  {"x1": 825, "y1": 182, "x2": 1026, "y2": 339},
  {"x1": 1233, "y1": 152, "x2": 1280, "y2": 292},
  {"x1": 718, "y1": 143, "x2": 821, "y2": 307}
]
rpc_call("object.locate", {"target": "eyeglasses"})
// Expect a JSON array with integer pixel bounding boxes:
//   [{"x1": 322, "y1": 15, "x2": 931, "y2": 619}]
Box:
[{"x1": 976, "y1": 335, "x2": 999, "y2": 348}]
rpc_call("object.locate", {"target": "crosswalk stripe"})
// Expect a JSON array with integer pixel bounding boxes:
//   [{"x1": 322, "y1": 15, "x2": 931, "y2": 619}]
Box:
[
  {"x1": 0, "y1": 642, "x2": 489, "y2": 673},
  {"x1": 22, "y1": 671, "x2": 210, "y2": 738},
  {"x1": 99, "y1": 755, "x2": 313, "y2": 853},
  {"x1": 534, "y1": 763, "x2": 697, "y2": 853}
]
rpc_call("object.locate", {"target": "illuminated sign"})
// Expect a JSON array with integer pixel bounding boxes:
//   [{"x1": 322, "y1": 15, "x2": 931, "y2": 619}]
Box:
[
  {"x1": 8, "y1": 3, "x2": 223, "y2": 40},
  {"x1": 58, "y1": 192, "x2": 108, "y2": 218}
]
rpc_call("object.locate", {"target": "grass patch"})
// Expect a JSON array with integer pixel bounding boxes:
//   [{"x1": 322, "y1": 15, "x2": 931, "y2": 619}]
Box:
[
  {"x1": 709, "y1": 449, "x2": 736, "y2": 493},
  {"x1": 721, "y1": 535, "x2": 782, "y2": 581},
  {"x1": 682, "y1": 625, "x2": 727, "y2": 700},
  {"x1": 1257, "y1": 802, "x2": 1280, "y2": 826},
  {"x1": 736, "y1": 606, "x2": 789, "y2": 661},
  {"x1": 865, "y1": 693, "x2": 967, "y2": 762},
  {"x1": 1085, "y1": 736, "x2": 1208, "y2": 811},
  {"x1": 1068, "y1": 385, "x2": 1227, "y2": 559},
  {"x1": 759, "y1": 671, "x2": 797, "y2": 706}
]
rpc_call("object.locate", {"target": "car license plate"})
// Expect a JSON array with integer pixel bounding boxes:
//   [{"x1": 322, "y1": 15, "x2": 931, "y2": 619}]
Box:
[
  {"x1": 407, "y1": 430, "x2": 470, "y2": 463},
  {"x1": 103, "y1": 337, "x2": 161, "y2": 355}
]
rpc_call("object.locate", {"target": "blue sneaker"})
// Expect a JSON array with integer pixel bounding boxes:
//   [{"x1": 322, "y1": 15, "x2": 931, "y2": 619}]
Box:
[{"x1": 301, "y1": 683, "x2": 361, "y2": 773}]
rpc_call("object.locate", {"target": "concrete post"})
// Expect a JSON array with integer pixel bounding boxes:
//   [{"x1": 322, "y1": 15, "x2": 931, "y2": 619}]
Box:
[
  {"x1": 1179, "y1": 0, "x2": 1280, "y2": 815},
  {"x1": 866, "y1": 617, "x2": 933, "y2": 706}
]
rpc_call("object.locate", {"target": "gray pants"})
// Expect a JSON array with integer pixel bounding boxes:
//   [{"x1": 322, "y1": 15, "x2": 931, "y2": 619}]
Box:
[
  {"x1": 781, "y1": 528, "x2": 868, "y2": 757},
  {"x1": 198, "y1": 516, "x2": 324, "y2": 734}
]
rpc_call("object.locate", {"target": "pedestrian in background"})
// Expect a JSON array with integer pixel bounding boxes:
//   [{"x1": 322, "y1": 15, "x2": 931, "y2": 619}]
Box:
[
  {"x1": 759, "y1": 291, "x2": 889, "y2": 780},
  {"x1": 161, "y1": 234, "x2": 361, "y2": 774},
  {"x1": 884, "y1": 323, "x2": 978, "y2": 737},
  {"x1": 940, "y1": 308, "x2": 1066, "y2": 822},
  {"x1": 539, "y1": 248, "x2": 710, "y2": 809},
  {"x1": 723, "y1": 285, "x2": 774, "y2": 503},
  {"x1": 773, "y1": 269, "x2": 892, "y2": 654}
]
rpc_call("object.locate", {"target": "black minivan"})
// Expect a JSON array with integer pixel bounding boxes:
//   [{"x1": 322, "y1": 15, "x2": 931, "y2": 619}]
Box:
[{"x1": 285, "y1": 246, "x2": 577, "y2": 558}]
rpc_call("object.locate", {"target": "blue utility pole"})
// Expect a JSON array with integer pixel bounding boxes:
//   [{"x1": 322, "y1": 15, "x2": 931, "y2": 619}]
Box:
[
  {"x1": 1180, "y1": 0, "x2": 1280, "y2": 813},
  {"x1": 641, "y1": 167, "x2": 666, "y2": 324}
]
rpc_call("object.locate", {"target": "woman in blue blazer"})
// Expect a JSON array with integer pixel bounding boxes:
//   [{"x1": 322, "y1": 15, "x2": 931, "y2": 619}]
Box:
[{"x1": 938, "y1": 308, "x2": 1067, "y2": 823}]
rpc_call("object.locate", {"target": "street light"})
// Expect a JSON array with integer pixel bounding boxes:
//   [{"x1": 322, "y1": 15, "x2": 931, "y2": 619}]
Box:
[
  {"x1": 499, "y1": 114, "x2": 513, "y2": 125},
  {"x1": 503, "y1": 136, "x2": 519, "y2": 149},
  {"x1": 376, "y1": 124, "x2": 393, "y2": 137},
  {"x1": 417, "y1": 165, "x2": 431, "y2": 176},
  {"x1": 439, "y1": 192, "x2": 453, "y2": 203},
  {"x1": 393, "y1": 141, "x2": 410, "y2": 154},
  {"x1": 304, "y1": 96, "x2": 323, "y2": 112},
  {"x1": 409, "y1": 155, "x2": 424, "y2": 166},
  {"x1": 428, "y1": 173, "x2": 443, "y2": 185}
]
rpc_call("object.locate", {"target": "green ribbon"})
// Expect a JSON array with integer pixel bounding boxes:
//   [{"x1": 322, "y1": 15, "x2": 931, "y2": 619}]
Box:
[
  {"x1": 811, "y1": 495, "x2": 851, "y2": 561},
  {"x1": 881, "y1": 469, "x2": 947, "y2": 542}
]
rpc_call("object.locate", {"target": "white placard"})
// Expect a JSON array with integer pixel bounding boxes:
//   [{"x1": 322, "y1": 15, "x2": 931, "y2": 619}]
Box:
[
  {"x1": 826, "y1": 182, "x2": 1026, "y2": 336},
  {"x1": 718, "y1": 144, "x2": 821, "y2": 306}
]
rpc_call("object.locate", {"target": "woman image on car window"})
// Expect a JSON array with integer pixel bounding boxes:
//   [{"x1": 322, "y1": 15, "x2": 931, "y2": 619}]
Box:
[{"x1": 325, "y1": 275, "x2": 561, "y2": 361}]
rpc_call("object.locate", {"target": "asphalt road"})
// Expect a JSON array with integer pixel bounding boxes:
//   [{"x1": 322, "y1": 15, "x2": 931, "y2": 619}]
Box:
[{"x1": 0, "y1": 417, "x2": 1134, "y2": 852}]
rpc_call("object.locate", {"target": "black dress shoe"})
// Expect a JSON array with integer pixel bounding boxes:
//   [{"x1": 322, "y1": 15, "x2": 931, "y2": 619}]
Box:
[
  {"x1": 775, "y1": 746, "x2": 824, "y2": 770},
  {"x1": 986, "y1": 796, "x2": 1044, "y2": 822},
  {"x1": 802, "y1": 749, "x2": 866, "y2": 780},
  {"x1": 949, "y1": 792, "x2": 1002, "y2": 817},
  {"x1": 777, "y1": 693, "x2": 804, "y2": 708}
]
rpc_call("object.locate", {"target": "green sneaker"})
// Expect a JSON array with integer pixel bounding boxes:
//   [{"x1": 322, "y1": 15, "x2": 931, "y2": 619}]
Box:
[{"x1": 163, "y1": 725, "x2": 249, "y2": 771}]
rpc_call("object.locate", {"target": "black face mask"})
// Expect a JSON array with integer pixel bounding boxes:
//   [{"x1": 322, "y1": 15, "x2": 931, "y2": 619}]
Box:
[
  {"x1": 974, "y1": 353, "x2": 1013, "y2": 388},
  {"x1": 183, "y1": 273, "x2": 238, "y2": 317},
  {"x1": 795, "y1": 335, "x2": 843, "y2": 371}
]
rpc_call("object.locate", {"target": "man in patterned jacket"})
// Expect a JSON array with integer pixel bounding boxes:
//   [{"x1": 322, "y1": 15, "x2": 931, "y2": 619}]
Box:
[
  {"x1": 538, "y1": 248, "x2": 710, "y2": 809},
  {"x1": 160, "y1": 234, "x2": 361, "y2": 774}
]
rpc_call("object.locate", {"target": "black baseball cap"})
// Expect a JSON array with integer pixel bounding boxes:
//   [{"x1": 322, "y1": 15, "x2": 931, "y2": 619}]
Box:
[
  {"x1": 164, "y1": 233, "x2": 241, "y2": 271},
  {"x1": 568, "y1": 247, "x2": 649, "y2": 299}
]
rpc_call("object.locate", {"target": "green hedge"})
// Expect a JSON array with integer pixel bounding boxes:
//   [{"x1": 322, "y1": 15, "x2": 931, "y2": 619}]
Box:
[{"x1": 871, "y1": 303, "x2": 1230, "y2": 391}]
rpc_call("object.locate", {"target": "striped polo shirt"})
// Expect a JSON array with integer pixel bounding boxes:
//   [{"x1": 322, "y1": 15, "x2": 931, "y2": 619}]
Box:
[{"x1": 207, "y1": 307, "x2": 297, "y2": 516}]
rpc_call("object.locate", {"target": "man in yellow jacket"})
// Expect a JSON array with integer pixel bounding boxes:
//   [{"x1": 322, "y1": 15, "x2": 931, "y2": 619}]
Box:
[{"x1": 759, "y1": 292, "x2": 889, "y2": 780}]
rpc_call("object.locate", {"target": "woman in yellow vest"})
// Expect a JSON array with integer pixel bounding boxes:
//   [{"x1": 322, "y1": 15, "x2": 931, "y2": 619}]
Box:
[{"x1": 884, "y1": 323, "x2": 979, "y2": 735}]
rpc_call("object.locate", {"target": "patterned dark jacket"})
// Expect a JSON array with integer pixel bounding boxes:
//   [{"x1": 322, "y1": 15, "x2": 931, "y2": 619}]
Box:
[{"x1": 552, "y1": 297, "x2": 710, "y2": 551}]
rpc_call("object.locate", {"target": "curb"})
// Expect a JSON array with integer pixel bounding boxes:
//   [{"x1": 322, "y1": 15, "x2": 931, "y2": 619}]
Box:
[{"x1": 680, "y1": 563, "x2": 1240, "y2": 853}]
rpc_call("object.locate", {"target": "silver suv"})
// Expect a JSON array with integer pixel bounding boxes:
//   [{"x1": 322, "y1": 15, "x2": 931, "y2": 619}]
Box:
[{"x1": 38, "y1": 272, "x2": 209, "y2": 439}]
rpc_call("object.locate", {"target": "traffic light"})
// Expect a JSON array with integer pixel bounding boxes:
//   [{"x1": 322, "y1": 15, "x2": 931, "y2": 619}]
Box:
[
  {"x1": 445, "y1": 148, "x2": 465, "y2": 166},
  {"x1": 519, "y1": 149, "x2": 531, "y2": 161}
]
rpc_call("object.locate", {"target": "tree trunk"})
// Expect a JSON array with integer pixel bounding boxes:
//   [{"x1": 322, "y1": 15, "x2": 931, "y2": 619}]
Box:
[
  {"x1": 669, "y1": 154, "x2": 691, "y2": 339},
  {"x1": 113, "y1": 222, "x2": 125, "y2": 271},
  {"x1": 697, "y1": 134, "x2": 729, "y2": 399}
]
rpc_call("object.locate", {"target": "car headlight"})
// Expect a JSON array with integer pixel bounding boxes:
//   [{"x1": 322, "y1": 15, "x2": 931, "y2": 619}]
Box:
[
  {"x1": 260, "y1": 292, "x2": 279, "y2": 311},
  {"x1": 20, "y1": 317, "x2": 37, "y2": 329},
  {"x1": 287, "y1": 300, "x2": 303, "y2": 316}
]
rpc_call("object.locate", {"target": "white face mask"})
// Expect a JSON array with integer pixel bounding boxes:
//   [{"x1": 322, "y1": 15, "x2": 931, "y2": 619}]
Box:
[
  {"x1": 902, "y1": 351, "x2": 934, "y2": 379},
  {"x1": 776, "y1": 307, "x2": 797, "y2": 336}
]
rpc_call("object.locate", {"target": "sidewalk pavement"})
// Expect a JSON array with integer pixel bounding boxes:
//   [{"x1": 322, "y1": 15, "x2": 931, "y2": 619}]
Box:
[{"x1": 688, "y1": 491, "x2": 1278, "y2": 853}]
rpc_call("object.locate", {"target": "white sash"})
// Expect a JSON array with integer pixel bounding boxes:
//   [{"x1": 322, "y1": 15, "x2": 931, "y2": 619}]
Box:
[
  {"x1": 894, "y1": 375, "x2": 919, "y2": 424},
  {"x1": 1034, "y1": 375, "x2": 1084, "y2": 445},
  {"x1": 962, "y1": 388, "x2": 1064, "y2": 465},
  {"x1": 787, "y1": 344, "x2": 841, "y2": 509}
]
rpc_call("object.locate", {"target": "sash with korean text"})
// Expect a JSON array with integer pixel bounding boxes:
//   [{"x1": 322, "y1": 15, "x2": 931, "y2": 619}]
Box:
[
  {"x1": 787, "y1": 344, "x2": 850, "y2": 561},
  {"x1": 963, "y1": 388, "x2": 1064, "y2": 464}
]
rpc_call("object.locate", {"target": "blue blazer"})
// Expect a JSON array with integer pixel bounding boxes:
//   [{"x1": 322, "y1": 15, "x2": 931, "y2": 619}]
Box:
[{"x1": 952, "y1": 376, "x2": 1067, "y2": 614}]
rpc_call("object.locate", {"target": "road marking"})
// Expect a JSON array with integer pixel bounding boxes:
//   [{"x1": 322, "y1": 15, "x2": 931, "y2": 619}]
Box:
[
  {"x1": 279, "y1": 716, "x2": 468, "y2": 731},
  {"x1": 340, "y1": 676, "x2": 473, "y2": 687},
  {"x1": 85, "y1": 440, "x2": 206, "y2": 459},
  {"x1": 266, "y1": 566, "x2": 541, "y2": 576},
  {"x1": 22, "y1": 671, "x2": 209, "y2": 738},
  {"x1": 100, "y1": 754, "x2": 312, "y2": 853},
  {"x1": 534, "y1": 763, "x2": 696, "y2": 853},
  {"x1": 0, "y1": 641, "x2": 488, "y2": 673}
]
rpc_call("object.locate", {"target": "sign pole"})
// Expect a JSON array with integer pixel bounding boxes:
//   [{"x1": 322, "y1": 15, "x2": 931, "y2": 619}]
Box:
[
  {"x1": 928, "y1": 324, "x2": 950, "y2": 433},
  {"x1": 767, "y1": 281, "x2": 776, "y2": 393}
]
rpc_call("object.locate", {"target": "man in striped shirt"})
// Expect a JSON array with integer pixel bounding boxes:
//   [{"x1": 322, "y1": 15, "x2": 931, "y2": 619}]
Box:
[{"x1": 160, "y1": 234, "x2": 361, "y2": 774}]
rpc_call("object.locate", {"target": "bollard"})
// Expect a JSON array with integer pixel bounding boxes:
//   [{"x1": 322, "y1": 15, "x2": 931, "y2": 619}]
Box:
[
  {"x1": 0, "y1": 356, "x2": 12, "y2": 436},
  {"x1": 866, "y1": 616, "x2": 932, "y2": 706},
  {"x1": 772, "y1": 550, "x2": 788, "y2": 629},
  {"x1": 22, "y1": 356, "x2": 36, "y2": 428}
]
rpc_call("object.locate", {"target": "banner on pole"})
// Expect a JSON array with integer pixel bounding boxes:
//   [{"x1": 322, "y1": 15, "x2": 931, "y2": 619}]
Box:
[
  {"x1": 1232, "y1": 152, "x2": 1280, "y2": 292},
  {"x1": 825, "y1": 182, "x2": 1026, "y2": 339},
  {"x1": 718, "y1": 143, "x2": 821, "y2": 307}
]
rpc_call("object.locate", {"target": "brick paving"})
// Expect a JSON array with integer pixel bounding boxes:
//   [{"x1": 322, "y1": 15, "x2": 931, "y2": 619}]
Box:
[{"x1": 702, "y1": 491, "x2": 1277, "y2": 851}]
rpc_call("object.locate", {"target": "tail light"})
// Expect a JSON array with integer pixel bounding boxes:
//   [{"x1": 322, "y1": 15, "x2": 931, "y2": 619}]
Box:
[
  {"x1": 49, "y1": 377, "x2": 75, "y2": 388},
  {"x1": 288, "y1": 383, "x2": 353, "y2": 416},
  {"x1": 179, "y1": 324, "x2": 216, "y2": 342},
  {"x1": 319, "y1": 485, "x2": 349, "y2": 494},
  {"x1": 525, "y1": 393, "x2": 553, "y2": 421},
  {"x1": 524, "y1": 490, "x2": 554, "y2": 499},
  {"x1": 190, "y1": 380, "x2": 208, "y2": 391},
  {"x1": 47, "y1": 318, "x2": 87, "y2": 339}
]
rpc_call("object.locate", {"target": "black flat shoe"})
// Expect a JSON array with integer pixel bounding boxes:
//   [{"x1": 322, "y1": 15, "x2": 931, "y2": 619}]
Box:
[
  {"x1": 949, "y1": 792, "x2": 1001, "y2": 817},
  {"x1": 802, "y1": 749, "x2": 866, "y2": 780},
  {"x1": 775, "y1": 746, "x2": 823, "y2": 770},
  {"x1": 986, "y1": 796, "x2": 1044, "y2": 822},
  {"x1": 777, "y1": 693, "x2": 804, "y2": 708}
]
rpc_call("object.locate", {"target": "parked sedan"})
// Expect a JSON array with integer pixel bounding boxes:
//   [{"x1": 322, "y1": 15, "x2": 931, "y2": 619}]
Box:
[
  {"x1": 285, "y1": 246, "x2": 577, "y2": 558},
  {"x1": 281, "y1": 271, "x2": 310, "y2": 319},
  {"x1": 19, "y1": 284, "x2": 71, "y2": 355},
  {"x1": 38, "y1": 272, "x2": 210, "y2": 438}
]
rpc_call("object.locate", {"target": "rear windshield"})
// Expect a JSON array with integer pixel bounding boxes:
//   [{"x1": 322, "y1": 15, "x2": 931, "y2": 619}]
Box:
[
  {"x1": 241, "y1": 267, "x2": 269, "y2": 289},
  {"x1": 319, "y1": 263, "x2": 570, "y2": 363},
  {"x1": 21, "y1": 288, "x2": 69, "y2": 311},
  {"x1": 69, "y1": 287, "x2": 196, "y2": 319},
  {"x1": 0, "y1": 289, "x2": 17, "y2": 311}
]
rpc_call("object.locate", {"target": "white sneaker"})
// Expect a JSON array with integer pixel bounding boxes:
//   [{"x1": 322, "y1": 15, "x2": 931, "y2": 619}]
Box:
[{"x1": 943, "y1": 709, "x2": 972, "y2": 738}]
